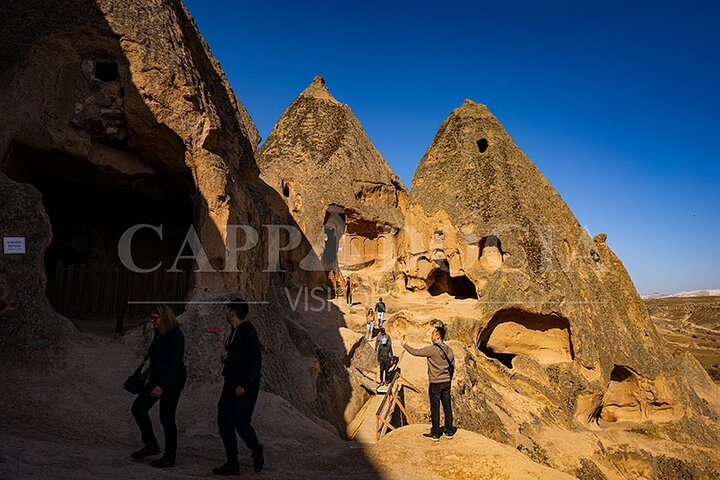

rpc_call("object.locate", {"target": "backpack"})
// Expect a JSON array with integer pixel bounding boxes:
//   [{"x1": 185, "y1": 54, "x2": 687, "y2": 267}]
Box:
[{"x1": 435, "y1": 344, "x2": 454, "y2": 379}]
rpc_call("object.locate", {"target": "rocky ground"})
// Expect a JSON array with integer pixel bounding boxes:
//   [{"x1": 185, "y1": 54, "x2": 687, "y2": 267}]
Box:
[
  {"x1": 2, "y1": 292, "x2": 720, "y2": 479},
  {"x1": 645, "y1": 296, "x2": 720, "y2": 382}
]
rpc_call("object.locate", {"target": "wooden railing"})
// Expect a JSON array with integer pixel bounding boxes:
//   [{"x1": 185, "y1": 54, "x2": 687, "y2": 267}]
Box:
[{"x1": 375, "y1": 367, "x2": 414, "y2": 442}]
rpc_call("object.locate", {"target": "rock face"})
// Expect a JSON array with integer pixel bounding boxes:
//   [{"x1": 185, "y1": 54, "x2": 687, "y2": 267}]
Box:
[
  {"x1": 0, "y1": 0, "x2": 279, "y2": 350},
  {"x1": 257, "y1": 76, "x2": 407, "y2": 281},
  {"x1": 392, "y1": 99, "x2": 720, "y2": 476},
  {"x1": 2, "y1": 1, "x2": 720, "y2": 477}
]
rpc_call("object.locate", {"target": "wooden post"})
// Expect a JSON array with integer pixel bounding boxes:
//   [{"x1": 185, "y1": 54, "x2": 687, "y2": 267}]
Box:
[
  {"x1": 62, "y1": 264, "x2": 75, "y2": 314},
  {"x1": 75, "y1": 263, "x2": 86, "y2": 317}
]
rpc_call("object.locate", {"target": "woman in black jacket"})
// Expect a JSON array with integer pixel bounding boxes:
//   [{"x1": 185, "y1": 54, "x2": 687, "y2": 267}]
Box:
[{"x1": 130, "y1": 304, "x2": 187, "y2": 468}]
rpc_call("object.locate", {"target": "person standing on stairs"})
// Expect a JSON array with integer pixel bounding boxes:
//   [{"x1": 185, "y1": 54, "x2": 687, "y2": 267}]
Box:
[
  {"x1": 375, "y1": 327, "x2": 394, "y2": 386},
  {"x1": 365, "y1": 308, "x2": 375, "y2": 340},
  {"x1": 402, "y1": 325, "x2": 456, "y2": 441},
  {"x1": 375, "y1": 297, "x2": 386, "y2": 327}
]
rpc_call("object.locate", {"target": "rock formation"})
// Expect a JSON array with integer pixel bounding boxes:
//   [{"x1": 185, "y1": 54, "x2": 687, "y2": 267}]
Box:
[
  {"x1": 2, "y1": 1, "x2": 720, "y2": 478},
  {"x1": 0, "y1": 0, "x2": 282, "y2": 351},
  {"x1": 257, "y1": 76, "x2": 407, "y2": 282},
  {"x1": 0, "y1": 0, "x2": 359, "y2": 442},
  {"x1": 391, "y1": 99, "x2": 720, "y2": 476}
]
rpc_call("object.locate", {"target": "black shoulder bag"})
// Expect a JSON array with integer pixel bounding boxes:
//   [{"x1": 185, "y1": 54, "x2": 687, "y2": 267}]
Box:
[
  {"x1": 123, "y1": 350, "x2": 150, "y2": 394},
  {"x1": 435, "y1": 344, "x2": 455, "y2": 379}
]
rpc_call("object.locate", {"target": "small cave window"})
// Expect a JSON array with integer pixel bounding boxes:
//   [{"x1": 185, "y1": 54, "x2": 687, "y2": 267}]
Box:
[
  {"x1": 282, "y1": 182, "x2": 291, "y2": 198},
  {"x1": 479, "y1": 235, "x2": 504, "y2": 270},
  {"x1": 480, "y1": 235, "x2": 503, "y2": 254},
  {"x1": 94, "y1": 61, "x2": 119, "y2": 82},
  {"x1": 476, "y1": 138, "x2": 489, "y2": 153}
]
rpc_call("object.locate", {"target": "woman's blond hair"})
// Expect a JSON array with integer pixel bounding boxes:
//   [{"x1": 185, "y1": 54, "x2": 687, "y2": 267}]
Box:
[{"x1": 151, "y1": 304, "x2": 179, "y2": 335}]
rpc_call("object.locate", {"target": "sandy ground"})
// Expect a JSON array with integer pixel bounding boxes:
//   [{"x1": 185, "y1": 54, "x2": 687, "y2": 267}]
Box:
[
  {"x1": 3, "y1": 290, "x2": 624, "y2": 479},
  {"x1": 0, "y1": 329, "x2": 379, "y2": 480},
  {"x1": 367, "y1": 424, "x2": 574, "y2": 480},
  {"x1": 0, "y1": 318, "x2": 579, "y2": 480}
]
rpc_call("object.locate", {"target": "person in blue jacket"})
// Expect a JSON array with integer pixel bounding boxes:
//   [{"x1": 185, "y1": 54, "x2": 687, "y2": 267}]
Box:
[{"x1": 130, "y1": 304, "x2": 187, "y2": 468}]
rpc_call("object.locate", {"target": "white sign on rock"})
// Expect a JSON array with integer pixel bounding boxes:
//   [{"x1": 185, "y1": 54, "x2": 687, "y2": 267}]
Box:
[{"x1": 3, "y1": 236, "x2": 26, "y2": 254}]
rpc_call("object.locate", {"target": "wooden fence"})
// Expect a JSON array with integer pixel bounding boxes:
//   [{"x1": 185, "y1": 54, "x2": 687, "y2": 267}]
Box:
[
  {"x1": 46, "y1": 261, "x2": 191, "y2": 319},
  {"x1": 375, "y1": 367, "x2": 414, "y2": 441}
]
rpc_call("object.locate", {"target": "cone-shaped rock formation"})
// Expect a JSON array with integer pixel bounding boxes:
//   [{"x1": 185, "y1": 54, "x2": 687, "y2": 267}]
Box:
[{"x1": 258, "y1": 76, "x2": 407, "y2": 274}]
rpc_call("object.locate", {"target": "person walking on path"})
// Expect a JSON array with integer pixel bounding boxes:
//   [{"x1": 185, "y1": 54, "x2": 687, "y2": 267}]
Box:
[
  {"x1": 365, "y1": 308, "x2": 375, "y2": 340},
  {"x1": 345, "y1": 278, "x2": 353, "y2": 306},
  {"x1": 375, "y1": 297, "x2": 386, "y2": 327},
  {"x1": 375, "y1": 327, "x2": 394, "y2": 386},
  {"x1": 402, "y1": 325, "x2": 456, "y2": 441},
  {"x1": 213, "y1": 299, "x2": 265, "y2": 476},
  {"x1": 130, "y1": 305, "x2": 187, "y2": 468}
]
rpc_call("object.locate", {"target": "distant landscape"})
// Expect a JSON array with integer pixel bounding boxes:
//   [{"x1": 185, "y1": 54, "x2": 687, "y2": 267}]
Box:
[{"x1": 645, "y1": 293, "x2": 720, "y2": 382}]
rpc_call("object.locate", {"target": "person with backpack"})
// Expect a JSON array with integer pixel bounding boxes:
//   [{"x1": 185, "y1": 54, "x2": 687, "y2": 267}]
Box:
[
  {"x1": 375, "y1": 297, "x2": 386, "y2": 327},
  {"x1": 375, "y1": 327, "x2": 394, "y2": 386},
  {"x1": 402, "y1": 325, "x2": 456, "y2": 441}
]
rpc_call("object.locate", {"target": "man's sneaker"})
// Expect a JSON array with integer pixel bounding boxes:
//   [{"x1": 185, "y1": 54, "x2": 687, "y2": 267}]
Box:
[
  {"x1": 422, "y1": 432, "x2": 441, "y2": 441},
  {"x1": 150, "y1": 456, "x2": 175, "y2": 468},
  {"x1": 252, "y1": 445, "x2": 264, "y2": 473},
  {"x1": 131, "y1": 443, "x2": 160, "y2": 459},
  {"x1": 212, "y1": 461, "x2": 240, "y2": 476},
  {"x1": 443, "y1": 430, "x2": 455, "y2": 439}
]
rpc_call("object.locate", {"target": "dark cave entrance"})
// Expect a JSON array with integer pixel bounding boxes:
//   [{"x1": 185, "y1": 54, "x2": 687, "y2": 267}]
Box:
[
  {"x1": 322, "y1": 207, "x2": 345, "y2": 271},
  {"x1": 428, "y1": 260, "x2": 478, "y2": 299},
  {"x1": 3, "y1": 142, "x2": 195, "y2": 322}
]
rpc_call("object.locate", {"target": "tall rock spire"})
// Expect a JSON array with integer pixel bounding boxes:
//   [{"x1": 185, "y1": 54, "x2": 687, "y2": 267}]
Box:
[
  {"x1": 258, "y1": 76, "x2": 406, "y2": 271},
  {"x1": 401, "y1": 99, "x2": 717, "y2": 436}
]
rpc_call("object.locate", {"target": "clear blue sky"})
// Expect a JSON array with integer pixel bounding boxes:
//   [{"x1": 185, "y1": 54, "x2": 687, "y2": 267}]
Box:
[{"x1": 184, "y1": 0, "x2": 719, "y2": 295}]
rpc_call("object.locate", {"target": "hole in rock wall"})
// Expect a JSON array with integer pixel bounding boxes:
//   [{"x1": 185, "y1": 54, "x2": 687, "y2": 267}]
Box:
[
  {"x1": 477, "y1": 138, "x2": 489, "y2": 153},
  {"x1": 597, "y1": 366, "x2": 644, "y2": 423},
  {"x1": 428, "y1": 260, "x2": 477, "y2": 299},
  {"x1": 281, "y1": 179, "x2": 291, "y2": 198},
  {"x1": 479, "y1": 235, "x2": 504, "y2": 270},
  {"x1": 477, "y1": 309, "x2": 574, "y2": 368},
  {"x1": 94, "y1": 60, "x2": 119, "y2": 82},
  {"x1": 322, "y1": 207, "x2": 345, "y2": 271},
  {"x1": 334, "y1": 208, "x2": 393, "y2": 270},
  {"x1": 4, "y1": 142, "x2": 195, "y2": 319}
]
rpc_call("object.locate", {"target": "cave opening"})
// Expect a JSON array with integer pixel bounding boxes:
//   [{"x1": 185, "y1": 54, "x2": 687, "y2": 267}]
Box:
[
  {"x1": 281, "y1": 179, "x2": 291, "y2": 198},
  {"x1": 322, "y1": 207, "x2": 345, "y2": 271},
  {"x1": 476, "y1": 138, "x2": 489, "y2": 153},
  {"x1": 3, "y1": 142, "x2": 195, "y2": 321},
  {"x1": 428, "y1": 260, "x2": 477, "y2": 299},
  {"x1": 477, "y1": 308, "x2": 574, "y2": 368},
  {"x1": 94, "y1": 60, "x2": 120, "y2": 82}
]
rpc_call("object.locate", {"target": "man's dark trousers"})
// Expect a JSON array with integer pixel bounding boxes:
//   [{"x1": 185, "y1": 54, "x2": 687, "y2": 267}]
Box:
[
  {"x1": 217, "y1": 378, "x2": 261, "y2": 462},
  {"x1": 379, "y1": 358, "x2": 391, "y2": 383},
  {"x1": 429, "y1": 381, "x2": 452, "y2": 436}
]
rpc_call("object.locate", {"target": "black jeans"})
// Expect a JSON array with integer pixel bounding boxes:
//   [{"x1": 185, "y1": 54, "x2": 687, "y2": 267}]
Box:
[
  {"x1": 131, "y1": 371, "x2": 186, "y2": 460},
  {"x1": 218, "y1": 379, "x2": 261, "y2": 462},
  {"x1": 429, "y1": 381, "x2": 453, "y2": 436},
  {"x1": 379, "y1": 358, "x2": 391, "y2": 383}
]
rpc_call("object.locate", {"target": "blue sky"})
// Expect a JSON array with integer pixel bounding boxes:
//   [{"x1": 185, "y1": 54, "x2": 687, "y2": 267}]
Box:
[{"x1": 184, "y1": 0, "x2": 719, "y2": 295}]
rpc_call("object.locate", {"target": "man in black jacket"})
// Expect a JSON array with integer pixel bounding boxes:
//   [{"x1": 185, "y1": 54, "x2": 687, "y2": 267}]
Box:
[{"x1": 213, "y1": 299, "x2": 264, "y2": 476}]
